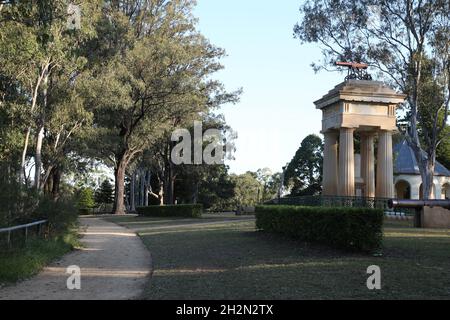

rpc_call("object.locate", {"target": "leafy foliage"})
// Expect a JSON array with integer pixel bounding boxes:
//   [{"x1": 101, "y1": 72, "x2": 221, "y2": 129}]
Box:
[
  {"x1": 81, "y1": 0, "x2": 240, "y2": 213},
  {"x1": 149, "y1": 114, "x2": 238, "y2": 207},
  {"x1": 0, "y1": 0, "x2": 102, "y2": 190},
  {"x1": 230, "y1": 172, "x2": 262, "y2": 208},
  {"x1": 34, "y1": 195, "x2": 78, "y2": 236},
  {"x1": 174, "y1": 164, "x2": 236, "y2": 211},
  {"x1": 284, "y1": 134, "x2": 323, "y2": 196},
  {"x1": 77, "y1": 188, "x2": 95, "y2": 214},
  {"x1": 1, "y1": 1, "x2": 240, "y2": 217},
  {"x1": 256, "y1": 168, "x2": 282, "y2": 203},
  {"x1": 0, "y1": 178, "x2": 39, "y2": 228}
]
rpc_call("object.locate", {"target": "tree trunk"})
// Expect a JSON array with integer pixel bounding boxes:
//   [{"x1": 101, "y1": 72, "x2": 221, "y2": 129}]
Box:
[
  {"x1": 192, "y1": 182, "x2": 199, "y2": 204},
  {"x1": 130, "y1": 170, "x2": 136, "y2": 212},
  {"x1": 158, "y1": 178, "x2": 164, "y2": 206},
  {"x1": 407, "y1": 56, "x2": 438, "y2": 200},
  {"x1": 144, "y1": 171, "x2": 151, "y2": 206},
  {"x1": 170, "y1": 177, "x2": 175, "y2": 204},
  {"x1": 421, "y1": 153, "x2": 436, "y2": 200},
  {"x1": 34, "y1": 125, "x2": 45, "y2": 190},
  {"x1": 21, "y1": 62, "x2": 48, "y2": 185},
  {"x1": 41, "y1": 164, "x2": 55, "y2": 194},
  {"x1": 113, "y1": 155, "x2": 128, "y2": 215},
  {"x1": 141, "y1": 170, "x2": 145, "y2": 206},
  {"x1": 137, "y1": 169, "x2": 145, "y2": 207},
  {"x1": 421, "y1": 170, "x2": 434, "y2": 199},
  {"x1": 51, "y1": 167, "x2": 61, "y2": 201},
  {"x1": 34, "y1": 70, "x2": 49, "y2": 190},
  {"x1": 20, "y1": 128, "x2": 31, "y2": 184},
  {"x1": 165, "y1": 161, "x2": 176, "y2": 205},
  {"x1": 135, "y1": 170, "x2": 140, "y2": 206},
  {"x1": 410, "y1": 141, "x2": 437, "y2": 200},
  {"x1": 44, "y1": 171, "x2": 53, "y2": 195}
]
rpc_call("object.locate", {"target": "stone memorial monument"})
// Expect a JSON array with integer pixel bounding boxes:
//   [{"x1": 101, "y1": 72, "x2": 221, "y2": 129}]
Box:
[{"x1": 315, "y1": 63, "x2": 406, "y2": 199}]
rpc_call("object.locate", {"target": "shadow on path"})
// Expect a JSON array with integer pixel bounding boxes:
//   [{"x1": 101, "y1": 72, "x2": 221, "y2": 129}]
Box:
[{"x1": 0, "y1": 218, "x2": 152, "y2": 300}]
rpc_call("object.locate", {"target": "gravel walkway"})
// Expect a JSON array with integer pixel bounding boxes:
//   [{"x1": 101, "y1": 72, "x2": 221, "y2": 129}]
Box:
[{"x1": 0, "y1": 218, "x2": 152, "y2": 300}]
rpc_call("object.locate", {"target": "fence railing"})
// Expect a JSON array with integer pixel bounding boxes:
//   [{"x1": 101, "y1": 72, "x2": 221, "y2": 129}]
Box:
[
  {"x1": 267, "y1": 196, "x2": 416, "y2": 216},
  {"x1": 0, "y1": 220, "x2": 48, "y2": 249}
]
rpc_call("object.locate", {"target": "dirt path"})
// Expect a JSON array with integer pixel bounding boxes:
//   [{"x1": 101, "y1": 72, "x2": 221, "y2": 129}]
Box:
[{"x1": 0, "y1": 218, "x2": 152, "y2": 300}]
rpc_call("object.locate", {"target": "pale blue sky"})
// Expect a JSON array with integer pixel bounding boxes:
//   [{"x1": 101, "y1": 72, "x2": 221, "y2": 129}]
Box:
[{"x1": 194, "y1": 0, "x2": 343, "y2": 174}]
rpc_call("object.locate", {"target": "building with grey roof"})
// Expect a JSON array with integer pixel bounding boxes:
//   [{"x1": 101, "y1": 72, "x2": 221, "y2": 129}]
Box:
[{"x1": 394, "y1": 140, "x2": 450, "y2": 200}]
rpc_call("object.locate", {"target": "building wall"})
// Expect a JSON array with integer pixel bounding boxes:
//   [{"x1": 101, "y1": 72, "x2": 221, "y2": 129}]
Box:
[{"x1": 394, "y1": 175, "x2": 450, "y2": 200}]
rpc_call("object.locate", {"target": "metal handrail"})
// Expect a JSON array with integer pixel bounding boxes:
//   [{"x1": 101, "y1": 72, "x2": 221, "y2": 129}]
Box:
[
  {"x1": 0, "y1": 220, "x2": 48, "y2": 233},
  {"x1": 0, "y1": 220, "x2": 48, "y2": 248}
]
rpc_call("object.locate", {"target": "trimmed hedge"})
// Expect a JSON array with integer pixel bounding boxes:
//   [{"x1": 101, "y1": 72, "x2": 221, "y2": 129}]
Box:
[
  {"x1": 136, "y1": 204, "x2": 203, "y2": 218},
  {"x1": 256, "y1": 205, "x2": 384, "y2": 252}
]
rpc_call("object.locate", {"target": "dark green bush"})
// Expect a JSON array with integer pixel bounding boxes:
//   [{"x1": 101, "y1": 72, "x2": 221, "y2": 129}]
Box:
[
  {"x1": 34, "y1": 196, "x2": 79, "y2": 236},
  {"x1": 0, "y1": 190, "x2": 77, "y2": 235},
  {"x1": 0, "y1": 188, "x2": 78, "y2": 250},
  {"x1": 76, "y1": 188, "x2": 95, "y2": 215},
  {"x1": 137, "y1": 204, "x2": 203, "y2": 218},
  {"x1": 256, "y1": 205, "x2": 384, "y2": 252},
  {"x1": 0, "y1": 180, "x2": 40, "y2": 228}
]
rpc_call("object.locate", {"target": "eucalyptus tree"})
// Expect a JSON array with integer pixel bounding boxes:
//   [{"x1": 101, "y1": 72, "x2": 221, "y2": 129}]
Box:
[
  {"x1": 85, "y1": 0, "x2": 239, "y2": 214},
  {"x1": 294, "y1": 0, "x2": 450, "y2": 199},
  {"x1": 230, "y1": 172, "x2": 263, "y2": 209},
  {"x1": 173, "y1": 164, "x2": 235, "y2": 209},
  {"x1": 0, "y1": 73, "x2": 27, "y2": 179},
  {"x1": 162, "y1": 113, "x2": 237, "y2": 205},
  {"x1": 256, "y1": 168, "x2": 282, "y2": 202},
  {"x1": 0, "y1": 0, "x2": 101, "y2": 189},
  {"x1": 144, "y1": 111, "x2": 237, "y2": 206},
  {"x1": 39, "y1": 80, "x2": 95, "y2": 197}
]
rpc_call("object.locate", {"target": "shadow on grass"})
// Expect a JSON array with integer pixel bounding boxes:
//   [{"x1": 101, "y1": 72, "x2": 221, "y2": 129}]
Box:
[{"x1": 114, "y1": 217, "x2": 450, "y2": 300}]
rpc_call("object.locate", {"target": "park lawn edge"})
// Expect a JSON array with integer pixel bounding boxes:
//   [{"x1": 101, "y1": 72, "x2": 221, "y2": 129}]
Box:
[{"x1": 0, "y1": 227, "x2": 81, "y2": 286}]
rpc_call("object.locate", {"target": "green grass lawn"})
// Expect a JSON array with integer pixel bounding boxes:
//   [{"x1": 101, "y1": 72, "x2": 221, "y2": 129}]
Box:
[
  {"x1": 0, "y1": 231, "x2": 79, "y2": 285},
  {"x1": 107, "y1": 214, "x2": 450, "y2": 300}
]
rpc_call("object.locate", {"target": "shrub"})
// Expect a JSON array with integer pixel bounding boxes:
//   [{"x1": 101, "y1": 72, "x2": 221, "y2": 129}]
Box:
[
  {"x1": 0, "y1": 191, "x2": 78, "y2": 250},
  {"x1": 137, "y1": 204, "x2": 203, "y2": 218},
  {"x1": 34, "y1": 195, "x2": 79, "y2": 236},
  {"x1": 77, "y1": 188, "x2": 95, "y2": 215},
  {"x1": 255, "y1": 205, "x2": 384, "y2": 252},
  {"x1": 0, "y1": 180, "x2": 40, "y2": 227}
]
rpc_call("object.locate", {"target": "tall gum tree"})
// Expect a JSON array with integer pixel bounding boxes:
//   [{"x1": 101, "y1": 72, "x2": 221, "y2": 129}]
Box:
[
  {"x1": 84, "y1": 0, "x2": 240, "y2": 214},
  {"x1": 0, "y1": 0, "x2": 102, "y2": 189}
]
